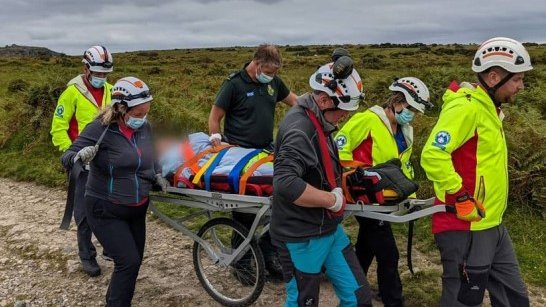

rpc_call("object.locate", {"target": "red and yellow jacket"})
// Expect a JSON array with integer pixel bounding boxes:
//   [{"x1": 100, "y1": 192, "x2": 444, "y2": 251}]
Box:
[
  {"x1": 421, "y1": 82, "x2": 509, "y2": 234},
  {"x1": 335, "y1": 105, "x2": 415, "y2": 179},
  {"x1": 50, "y1": 75, "x2": 112, "y2": 152}
]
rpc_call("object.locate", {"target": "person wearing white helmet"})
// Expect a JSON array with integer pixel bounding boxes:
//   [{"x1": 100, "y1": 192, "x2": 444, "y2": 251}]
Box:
[
  {"x1": 335, "y1": 76, "x2": 432, "y2": 307},
  {"x1": 61, "y1": 77, "x2": 167, "y2": 306},
  {"x1": 271, "y1": 56, "x2": 373, "y2": 306},
  {"x1": 421, "y1": 37, "x2": 531, "y2": 306},
  {"x1": 51, "y1": 45, "x2": 114, "y2": 277}
]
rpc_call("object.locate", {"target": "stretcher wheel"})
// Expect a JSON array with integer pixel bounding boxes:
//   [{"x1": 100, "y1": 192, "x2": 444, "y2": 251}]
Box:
[{"x1": 193, "y1": 217, "x2": 265, "y2": 306}]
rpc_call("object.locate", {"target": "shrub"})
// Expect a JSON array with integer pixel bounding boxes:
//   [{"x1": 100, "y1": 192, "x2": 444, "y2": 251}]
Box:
[{"x1": 7, "y1": 79, "x2": 29, "y2": 93}]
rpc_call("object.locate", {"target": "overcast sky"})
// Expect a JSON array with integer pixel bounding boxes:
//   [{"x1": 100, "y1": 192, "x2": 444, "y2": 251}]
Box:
[{"x1": 2, "y1": 0, "x2": 545, "y2": 55}]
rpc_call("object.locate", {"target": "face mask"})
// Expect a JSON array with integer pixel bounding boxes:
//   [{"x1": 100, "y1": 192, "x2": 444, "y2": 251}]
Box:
[
  {"x1": 255, "y1": 66, "x2": 274, "y2": 84},
  {"x1": 89, "y1": 75, "x2": 106, "y2": 88},
  {"x1": 126, "y1": 116, "x2": 147, "y2": 130},
  {"x1": 395, "y1": 107, "x2": 415, "y2": 125}
]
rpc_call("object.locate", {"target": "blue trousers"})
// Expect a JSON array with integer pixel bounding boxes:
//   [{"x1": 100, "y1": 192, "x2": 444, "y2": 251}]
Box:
[{"x1": 277, "y1": 225, "x2": 372, "y2": 307}]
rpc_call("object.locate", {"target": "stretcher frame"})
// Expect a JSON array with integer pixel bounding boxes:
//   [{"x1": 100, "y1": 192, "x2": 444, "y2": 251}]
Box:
[{"x1": 149, "y1": 186, "x2": 447, "y2": 306}]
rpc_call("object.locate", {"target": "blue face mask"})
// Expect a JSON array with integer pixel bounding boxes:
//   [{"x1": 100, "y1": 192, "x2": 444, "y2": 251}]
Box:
[
  {"x1": 255, "y1": 66, "x2": 274, "y2": 84},
  {"x1": 256, "y1": 72, "x2": 274, "y2": 84},
  {"x1": 126, "y1": 116, "x2": 147, "y2": 130},
  {"x1": 89, "y1": 76, "x2": 106, "y2": 88},
  {"x1": 395, "y1": 107, "x2": 415, "y2": 125}
]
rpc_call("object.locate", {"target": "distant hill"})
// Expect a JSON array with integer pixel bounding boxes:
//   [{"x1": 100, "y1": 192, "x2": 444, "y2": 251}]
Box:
[{"x1": 0, "y1": 44, "x2": 64, "y2": 57}]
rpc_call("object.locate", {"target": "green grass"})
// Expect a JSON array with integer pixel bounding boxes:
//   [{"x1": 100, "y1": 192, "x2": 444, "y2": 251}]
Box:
[{"x1": 0, "y1": 44, "x2": 544, "y2": 304}]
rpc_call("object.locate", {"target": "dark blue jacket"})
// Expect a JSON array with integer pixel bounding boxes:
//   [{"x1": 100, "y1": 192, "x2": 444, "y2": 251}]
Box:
[{"x1": 61, "y1": 118, "x2": 160, "y2": 205}]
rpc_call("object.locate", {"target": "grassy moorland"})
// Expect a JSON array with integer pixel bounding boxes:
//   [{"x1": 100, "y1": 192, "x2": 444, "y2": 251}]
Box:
[{"x1": 0, "y1": 44, "x2": 544, "y2": 304}]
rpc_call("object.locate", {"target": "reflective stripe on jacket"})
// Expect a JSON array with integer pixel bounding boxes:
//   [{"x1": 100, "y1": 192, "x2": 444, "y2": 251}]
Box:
[
  {"x1": 50, "y1": 75, "x2": 112, "y2": 152},
  {"x1": 421, "y1": 82, "x2": 508, "y2": 233}
]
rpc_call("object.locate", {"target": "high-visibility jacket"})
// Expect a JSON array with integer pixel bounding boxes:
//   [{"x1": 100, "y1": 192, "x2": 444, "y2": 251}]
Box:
[
  {"x1": 50, "y1": 75, "x2": 112, "y2": 152},
  {"x1": 335, "y1": 105, "x2": 415, "y2": 179},
  {"x1": 421, "y1": 82, "x2": 509, "y2": 234}
]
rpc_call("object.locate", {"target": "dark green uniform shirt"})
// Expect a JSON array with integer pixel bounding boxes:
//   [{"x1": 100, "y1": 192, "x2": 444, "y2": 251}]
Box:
[{"x1": 215, "y1": 63, "x2": 290, "y2": 148}]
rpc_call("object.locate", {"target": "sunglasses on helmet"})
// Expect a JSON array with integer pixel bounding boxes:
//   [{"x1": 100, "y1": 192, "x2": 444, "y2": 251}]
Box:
[
  {"x1": 330, "y1": 93, "x2": 364, "y2": 105},
  {"x1": 88, "y1": 60, "x2": 113, "y2": 69},
  {"x1": 112, "y1": 90, "x2": 151, "y2": 102},
  {"x1": 391, "y1": 82, "x2": 434, "y2": 109}
]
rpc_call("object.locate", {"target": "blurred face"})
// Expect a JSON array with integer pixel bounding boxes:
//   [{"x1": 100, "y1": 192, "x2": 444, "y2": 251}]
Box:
[{"x1": 494, "y1": 72, "x2": 525, "y2": 104}]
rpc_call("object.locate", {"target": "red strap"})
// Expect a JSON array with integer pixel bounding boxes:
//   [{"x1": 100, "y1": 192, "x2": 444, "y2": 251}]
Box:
[{"x1": 305, "y1": 109, "x2": 337, "y2": 189}]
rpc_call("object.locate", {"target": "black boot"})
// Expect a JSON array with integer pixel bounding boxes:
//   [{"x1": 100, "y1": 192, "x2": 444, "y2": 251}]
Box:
[
  {"x1": 265, "y1": 255, "x2": 284, "y2": 283},
  {"x1": 81, "y1": 258, "x2": 101, "y2": 277}
]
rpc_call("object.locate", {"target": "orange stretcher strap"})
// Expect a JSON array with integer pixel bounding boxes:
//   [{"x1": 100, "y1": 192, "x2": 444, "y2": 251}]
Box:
[
  {"x1": 342, "y1": 170, "x2": 356, "y2": 203},
  {"x1": 181, "y1": 141, "x2": 198, "y2": 174},
  {"x1": 172, "y1": 144, "x2": 232, "y2": 187},
  {"x1": 340, "y1": 160, "x2": 367, "y2": 169},
  {"x1": 239, "y1": 154, "x2": 274, "y2": 195}
]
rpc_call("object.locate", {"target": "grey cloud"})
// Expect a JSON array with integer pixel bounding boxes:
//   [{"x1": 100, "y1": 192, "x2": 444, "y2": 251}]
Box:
[{"x1": 0, "y1": 0, "x2": 544, "y2": 55}]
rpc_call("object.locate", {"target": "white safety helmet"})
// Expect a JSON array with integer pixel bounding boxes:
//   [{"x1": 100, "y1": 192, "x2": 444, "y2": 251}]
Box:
[
  {"x1": 82, "y1": 45, "x2": 113, "y2": 73},
  {"x1": 472, "y1": 37, "x2": 533, "y2": 73},
  {"x1": 388, "y1": 77, "x2": 433, "y2": 113},
  {"x1": 111, "y1": 77, "x2": 153, "y2": 108},
  {"x1": 309, "y1": 56, "x2": 364, "y2": 111}
]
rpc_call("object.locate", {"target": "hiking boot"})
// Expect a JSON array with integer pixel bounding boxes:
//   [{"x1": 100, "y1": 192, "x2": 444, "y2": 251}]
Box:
[
  {"x1": 81, "y1": 258, "x2": 101, "y2": 277},
  {"x1": 265, "y1": 256, "x2": 284, "y2": 283}
]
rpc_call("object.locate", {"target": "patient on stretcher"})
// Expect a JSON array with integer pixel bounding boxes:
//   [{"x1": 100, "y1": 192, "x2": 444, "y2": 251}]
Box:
[
  {"x1": 157, "y1": 133, "x2": 418, "y2": 201},
  {"x1": 158, "y1": 132, "x2": 274, "y2": 195}
]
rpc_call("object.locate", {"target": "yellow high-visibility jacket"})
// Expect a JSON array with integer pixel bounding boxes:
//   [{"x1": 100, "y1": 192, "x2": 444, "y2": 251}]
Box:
[
  {"x1": 335, "y1": 105, "x2": 414, "y2": 179},
  {"x1": 50, "y1": 75, "x2": 112, "y2": 152},
  {"x1": 421, "y1": 82, "x2": 509, "y2": 233}
]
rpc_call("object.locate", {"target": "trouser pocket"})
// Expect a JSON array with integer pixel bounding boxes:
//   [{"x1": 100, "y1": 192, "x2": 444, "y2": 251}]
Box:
[{"x1": 457, "y1": 264, "x2": 489, "y2": 306}]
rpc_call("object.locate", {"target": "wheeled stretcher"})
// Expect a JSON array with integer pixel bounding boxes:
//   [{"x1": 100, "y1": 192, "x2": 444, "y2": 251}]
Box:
[{"x1": 150, "y1": 184, "x2": 447, "y2": 306}]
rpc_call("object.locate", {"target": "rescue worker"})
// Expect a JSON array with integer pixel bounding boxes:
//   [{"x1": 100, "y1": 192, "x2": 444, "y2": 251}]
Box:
[
  {"x1": 336, "y1": 77, "x2": 433, "y2": 307},
  {"x1": 208, "y1": 44, "x2": 298, "y2": 281},
  {"x1": 271, "y1": 56, "x2": 373, "y2": 306},
  {"x1": 61, "y1": 77, "x2": 168, "y2": 307},
  {"x1": 50, "y1": 45, "x2": 113, "y2": 277},
  {"x1": 421, "y1": 37, "x2": 532, "y2": 306}
]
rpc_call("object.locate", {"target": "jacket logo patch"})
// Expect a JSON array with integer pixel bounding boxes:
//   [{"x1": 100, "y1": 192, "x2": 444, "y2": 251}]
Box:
[
  {"x1": 267, "y1": 84, "x2": 275, "y2": 96},
  {"x1": 336, "y1": 135, "x2": 347, "y2": 149},
  {"x1": 246, "y1": 91, "x2": 255, "y2": 97},
  {"x1": 432, "y1": 131, "x2": 451, "y2": 150},
  {"x1": 55, "y1": 105, "x2": 64, "y2": 118}
]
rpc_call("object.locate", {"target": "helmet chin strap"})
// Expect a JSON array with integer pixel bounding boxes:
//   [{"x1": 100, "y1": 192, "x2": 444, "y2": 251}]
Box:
[{"x1": 477, "y1": 72, "x2": 514, "y2": 107}]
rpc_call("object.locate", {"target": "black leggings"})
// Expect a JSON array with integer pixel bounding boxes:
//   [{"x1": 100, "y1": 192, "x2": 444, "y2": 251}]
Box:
[
  {"x1": 355, "y1": 216, "x2": 404, "y2": 307},
  {"x1": 85, "y1": 196, "x2": 148, "y2": 307}
]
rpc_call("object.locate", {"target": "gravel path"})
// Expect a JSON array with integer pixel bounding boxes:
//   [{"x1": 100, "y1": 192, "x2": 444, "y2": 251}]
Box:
[{"x1": 0, "y1": 177, "x2": 543, "y2": 306}]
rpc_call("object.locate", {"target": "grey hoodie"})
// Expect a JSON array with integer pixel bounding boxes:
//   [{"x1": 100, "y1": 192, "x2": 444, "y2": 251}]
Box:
[{"x1": 271, "y1": 93, "x2": 343, "y2": 243}]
